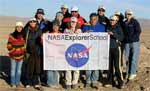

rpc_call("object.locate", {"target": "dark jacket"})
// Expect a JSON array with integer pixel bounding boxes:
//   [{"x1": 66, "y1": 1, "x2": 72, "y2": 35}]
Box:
[
  {"x1": 124, "y1": 18, "x2": 141, "y2": 43},
  {"x1": 25, "y1": 28, "x2": 42, "y2": 55},
  {"x1": 107, "y1": 24, "x2": 124, "y2": 48},
  {"x1": 98, "y1": 15, "x2": 110, "y2": 29}
]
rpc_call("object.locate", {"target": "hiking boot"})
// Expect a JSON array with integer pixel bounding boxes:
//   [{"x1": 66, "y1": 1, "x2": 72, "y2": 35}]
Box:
[
  {"x1": 85, "y1": 83, "x2": 91, "y2": 88},
  {"x1": 92, "y1": 83, "x2": 99, "y2": 89},
  {"x1": 128, "y1": 74, "x2": 137, "y2": 80},
  {"x1": 66, "y1": 85, "x2": 71, "y2": 89},
  {"x1": 26, "y1": 85, "x2": 30, "y2": 88},
  {"x1": 34, "y1": 85, "x2": 43, "y2": 90},
  {"x1": 11, "y1": 85, "x2": 16, "y2": 88},
  {"x1": 16, "y1": 84, "x2": 24, "y2": 88},
  {"x1": 72, "y1": 84, "x2": 78, "y2": 89},
  {"x1": 104, "y1": 84, "x2": 112, "y2": 88}
]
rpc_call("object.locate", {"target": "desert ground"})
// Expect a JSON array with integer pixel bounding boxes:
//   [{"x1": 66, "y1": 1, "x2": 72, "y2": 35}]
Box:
[{"x1": 0, "y1": 16, "x2": 150, "y2": 91}]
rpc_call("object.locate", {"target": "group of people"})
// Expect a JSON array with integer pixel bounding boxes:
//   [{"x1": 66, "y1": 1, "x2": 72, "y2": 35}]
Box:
[{"x1": 6, "y1": 4, "x2": 141, "y2": 90}]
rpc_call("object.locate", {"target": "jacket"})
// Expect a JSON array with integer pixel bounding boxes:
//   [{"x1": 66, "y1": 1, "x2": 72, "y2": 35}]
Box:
[
  {"x1": 63, "y1": 15, "x2": 86, "y2": 28},
  {"x1": 98, "y1": 15, "x2": 110, "y2": 29},
  {"x1": 25, "y1": 28, "x2": 42, "y2": 55},
  {"x1": 7, "y1": 34, "x2": 25, "y2": 61},
  {"x1": 107, "y1": 24, "x2": 124, "y2": 48},
  {"x1": 124, "y1": 18, "x2": 141, "y2": 43}
]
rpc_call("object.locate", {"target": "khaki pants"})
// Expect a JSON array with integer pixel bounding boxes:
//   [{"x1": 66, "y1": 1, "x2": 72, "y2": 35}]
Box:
[{"x1": 65, "y1": 70, "x2": 79, "y2": 85}]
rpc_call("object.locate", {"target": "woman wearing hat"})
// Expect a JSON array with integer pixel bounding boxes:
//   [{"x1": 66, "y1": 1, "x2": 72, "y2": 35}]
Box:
[
  {"x1": 64, "y1": 17, "x2": 82, "y2": 89},
  {"x1": 7, "y1": 22, "x2": 25, "y2": 88},
  {"x1": 60, "y1": 4, "x2": 71, "y2": 19},
  {"x1": 25, "y1": 18, "x2": 42, "y2": 90},
  {"x1": 124, "y1": 9, "x2": 141, "y2": 81},
  {"x1": 63, "y1": 6, "x2": 86, "y2": 28},
  {"x1": 105, "y1": 15, "x2": 124, "y2": 89},
  {"x1": 97, "y1": 5, "x2": 109, "y2": 29},
  {"x1": 46, "y1": 20, "x2": 61, "y2": 88}
]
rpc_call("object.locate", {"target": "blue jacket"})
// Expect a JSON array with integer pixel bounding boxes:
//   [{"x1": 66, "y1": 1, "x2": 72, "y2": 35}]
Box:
[
  {"x1": 124, "y1": 18, "x2": 141, "y2": 43},
  {"x1": 82, "y1": 23, "x2": 105, "y2": 32}
]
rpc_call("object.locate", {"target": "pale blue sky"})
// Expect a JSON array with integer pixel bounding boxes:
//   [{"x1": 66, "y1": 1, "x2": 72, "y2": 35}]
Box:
[{"x1": 0, "y1": 0, "x2": 150, "y2": 20}]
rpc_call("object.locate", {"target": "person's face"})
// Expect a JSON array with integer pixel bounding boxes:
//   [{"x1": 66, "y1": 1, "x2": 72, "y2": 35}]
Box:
[
  {"x1": 53, "y1": 25, "x2": 59, "y2": 32},
  {"x1": 71, "y1": 11, "x2": 78, "y2": 17},
  {"x1": 29, "y1": 20, "x2": 37, "y2": 28},
  {"x1": 98, "y1": 9, "x2": 105, "y2": 16},
  {"x1": 61, "y1": 8, "x2": 68, "y2": 14},
  {"x1": 71, "y1": 21, "x2": 77, "y2": 28},
  {"x1": 125, "y1": 13, "x2": 132, "y2": 20},
  {"x1": 37, "y1": 13, "x2": 44, "y2": 20},
  {"x1": 16, "y1": 26, "x2": 23, "y2": 32},
  {"x1": 56, "y1": 15, "x2": 63, "y2": 22},
  {"x1": 110, "y1": 19, "x2": 117, "y2": 26},
  {"x1": 90, "y1": 16, "x2": 98, "y2": 26}
]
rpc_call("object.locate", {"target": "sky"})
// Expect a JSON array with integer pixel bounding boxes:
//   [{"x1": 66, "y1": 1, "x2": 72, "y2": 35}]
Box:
[{"x1": 0, "y1": 0, "x2": 150, "y2": 21}]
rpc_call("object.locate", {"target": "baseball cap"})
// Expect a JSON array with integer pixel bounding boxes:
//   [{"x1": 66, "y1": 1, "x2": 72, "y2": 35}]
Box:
[
  {"x1": 61, "y1": 4, "x2": 68, "y2": 9},
  {"x1": 110, "y1": 15, "x2": 118, "y2": 21},
  {"x1": 53, "y1": 20, "x2": 60, "y2": 26},
  {"x1": 16, "y1": 22, "x2": 24, "y2": 27},
  {"x1": 71, "y1": 6, "x2": 79, "y2": 12},
  {"x1": 125, "y1": 9, "x2": 133, "y2": 15},
  {"x1": 29, "y1": 18, "x2": 37, "y2": 22},
  {"x1": 36, "y1": 8, "x2": 45, "y2": 15},
  {"x1": 71, "y1": 17, "x2": 78, "y2": 22},
  {"x1": 98, "y1": 5, "x2": 106, "y2": 11}
]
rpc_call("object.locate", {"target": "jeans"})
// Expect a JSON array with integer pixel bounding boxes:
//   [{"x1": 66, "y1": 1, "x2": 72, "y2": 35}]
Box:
[
  {"x1": 47, "y1": 71, "x2": 59, "y2": 86},
  {"x1": 86, "y1": 70, "x2": 99, "y2": 84},
  {"x1": 65, "y1": 70, "x2": 79, "y2": 85},
  {"x1": 11, "y1": 59, "x2": 23, "y2": 85},
  {"x1": 125, "y1": 42, "x2": 140, "y2": 75}
]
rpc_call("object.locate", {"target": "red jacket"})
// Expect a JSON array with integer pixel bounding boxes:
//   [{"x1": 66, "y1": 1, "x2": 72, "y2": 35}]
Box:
[{"x1": 63, "y1": 15, "x2": 86, "y2": 28}]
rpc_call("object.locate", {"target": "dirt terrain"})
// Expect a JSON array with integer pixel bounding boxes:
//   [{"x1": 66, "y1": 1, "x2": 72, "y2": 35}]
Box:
[{"x1": 0, "y1": 16, "x2": 150, "y2": 91}]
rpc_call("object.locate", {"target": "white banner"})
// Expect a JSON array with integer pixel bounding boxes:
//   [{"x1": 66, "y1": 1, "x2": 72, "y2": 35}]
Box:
[{"x1": 43, "y1": 33, "x2": 110, "y2": 70}]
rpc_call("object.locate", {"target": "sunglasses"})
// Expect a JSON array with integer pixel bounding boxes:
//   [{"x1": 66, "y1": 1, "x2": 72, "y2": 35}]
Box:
[
  {"x1": 98, "y1": 9, "x2": 105, "y2": 12},
  {"x1": 30, "y1": 21, "x2": 37, "y2": 23},
  {"x1": 61, "y1": 7, "x2": 67, "y2": 9},
  {"x1": 126, "y1": 13, "x2": 132, "y2": 15},
  {"x1": 110, "y1": 19, "x2": 116, "y2": 21},
  {"x1": 71, "y1": 11, "x2": 78, "y2": 13},
  {"x1": 71, "y1": 21, "x2": 77, "y2": 23}
]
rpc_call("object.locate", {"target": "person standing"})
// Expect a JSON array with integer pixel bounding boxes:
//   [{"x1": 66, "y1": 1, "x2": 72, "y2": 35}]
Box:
[
  {"x1": 64, "y1": 17, "x2": 82, "y2": 89},
  {"x1": 124, "y1": 9, "x2": 141, "y2": 80},
  {"x1": 7, "y1": 22, "x2": 25, "y2": 88},
  {"x1": 97, "y1": 5, "x2": 109, "y2": 29},
  {"x1": 25, "y1": 18, "x2": 42, "y2": 90},
  {"x1": 46, "y1": 20, "x2": 61, "y2": 89},
  {"x1": 82, "y1": 13, "x2": 105, "y2": 89},
  {"x1": 105, "y1": 15, "x2": 124, "y2": 89},
  {"x1": 63, "y1": 6, "x2": 86, "y2": 28},
  {"x1": 60, "y1": 4, "x2": 71, "y2": 19}
]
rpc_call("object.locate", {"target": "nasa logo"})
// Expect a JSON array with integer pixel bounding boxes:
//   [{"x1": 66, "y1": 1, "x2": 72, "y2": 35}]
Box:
[{"x1": 65, "y1": 43, "x2": 91, "y2": 67}]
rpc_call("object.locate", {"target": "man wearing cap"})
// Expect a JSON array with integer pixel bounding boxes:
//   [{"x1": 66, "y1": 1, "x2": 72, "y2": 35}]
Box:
[
  {"x1": 82, "y1": 13, "x2": 105, "y2": 89},
  {"x1": 24, "y1": 8, "x2": 50, "y2": 33},
  {"x1": 97, "y1": 5, "x2": 109, "y2": 29},
  {"x1": 105, "y1": 15, "x2": 124, "y2": 89},
  {"x1": 124, "y1": 10, "x2": 141, "y2": 81},
  {"x1": 61, "y1": 4, "x2": 71, "y2": 19},
  {"x1": 63, "y1": 6, "x2": 86, "y2": 28}
]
